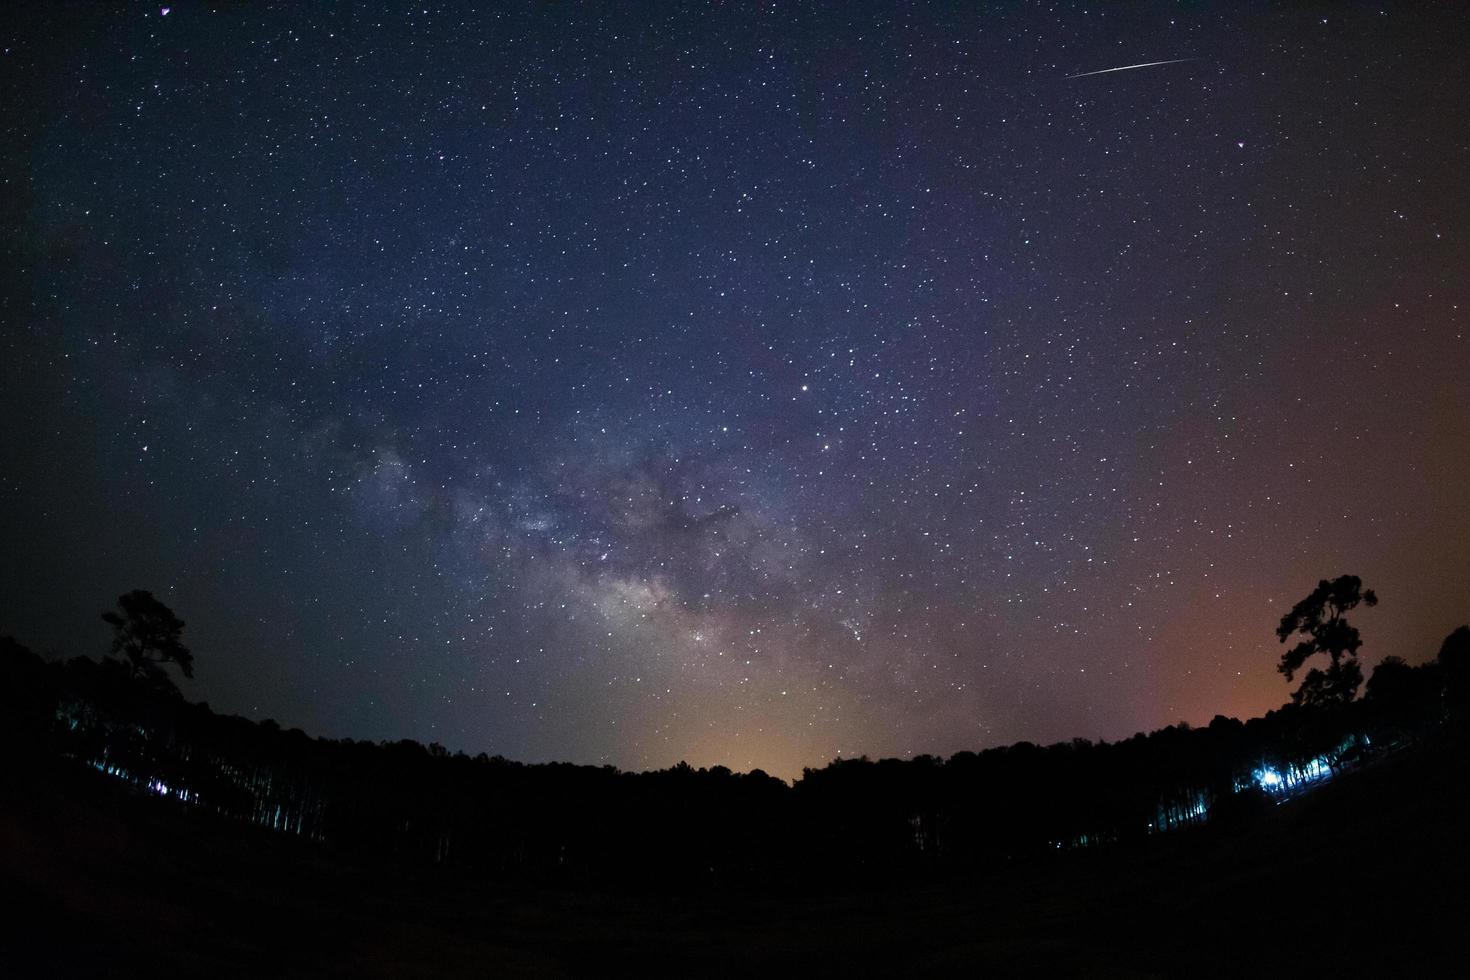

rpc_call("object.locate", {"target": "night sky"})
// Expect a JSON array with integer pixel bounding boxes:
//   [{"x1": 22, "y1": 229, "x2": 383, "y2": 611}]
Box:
[{"x1": 3, "y1": 2, "x2": 1467, "y2": 779}]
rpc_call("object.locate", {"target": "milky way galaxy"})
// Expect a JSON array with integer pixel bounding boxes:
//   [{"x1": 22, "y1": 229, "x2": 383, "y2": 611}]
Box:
[{"x1": 3, "y1": 3, "x2": 1467, "y2": 778}]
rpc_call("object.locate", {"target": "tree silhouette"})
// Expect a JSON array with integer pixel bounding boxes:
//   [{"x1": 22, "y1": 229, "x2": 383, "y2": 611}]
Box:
[
  {"x1": 102, "y1": 590, "x2": 193, "y2": 688},
  {"x1": 1275, "y1": 575, "x2": 1378, "y2": 707},
  {"x1": 1439, "y1": 625, "x2": 1470, "y2": 720},
  {"x1": 1440, "y1": 625, "x2": 1470, "y2": 666},
  {"x1": 1364, "y1": 655, "x2": 1413, "y2": 700}
]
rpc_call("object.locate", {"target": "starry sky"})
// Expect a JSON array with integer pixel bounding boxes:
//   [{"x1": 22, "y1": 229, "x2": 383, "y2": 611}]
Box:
[{"x1": 3, "y1": 2, "x2": 1468, "y2": 779}]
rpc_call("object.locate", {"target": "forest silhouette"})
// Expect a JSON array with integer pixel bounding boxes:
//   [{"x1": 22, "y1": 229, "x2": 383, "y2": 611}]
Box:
[{"x1": 3, "y1": 580, "x2": 1467, "y2": 896}]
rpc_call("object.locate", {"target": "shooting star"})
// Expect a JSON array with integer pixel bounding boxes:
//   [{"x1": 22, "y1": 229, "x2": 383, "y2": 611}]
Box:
[{"x1": 1065, "y1": 58, "x2": 1196, "y2": 80}]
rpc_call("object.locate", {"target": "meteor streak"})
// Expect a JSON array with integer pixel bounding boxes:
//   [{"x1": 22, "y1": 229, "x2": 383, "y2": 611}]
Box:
[{"x1": 1065, "y1": 58, "x2": 1196, "y2": 79}]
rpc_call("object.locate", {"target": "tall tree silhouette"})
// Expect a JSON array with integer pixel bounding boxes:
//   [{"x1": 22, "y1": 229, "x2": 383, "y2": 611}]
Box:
[
  {"x1": 1275, "y1": 575, "x2": 1377, "y2": 707},
  {"x1": 102, "y1": 590, "x2": 194, "y2": 687}
]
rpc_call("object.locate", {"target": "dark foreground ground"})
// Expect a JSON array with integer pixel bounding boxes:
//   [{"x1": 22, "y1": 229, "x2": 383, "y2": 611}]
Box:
[{"x1": 4, "y1": 741, "x2": 1468, "y2": 979}]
